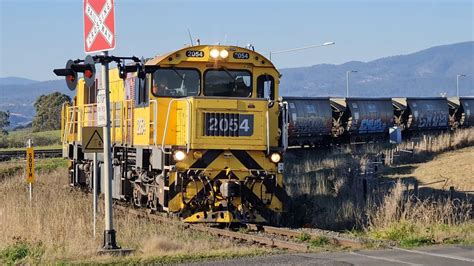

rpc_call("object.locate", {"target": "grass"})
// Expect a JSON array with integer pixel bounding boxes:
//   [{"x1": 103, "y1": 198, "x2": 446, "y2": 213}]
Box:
[
  {"x1": 0, "y1": 129, "x2": 61, "y2": 150},
  {"x1": 365, "y1": 182, "x2": 473, "y2": 247},
  {"x1": 0, "y1": 162, "x2": 271, "y2": 264},
  {"x1": 0, "y1": 158, "x2": 67, "y2": 179},
  {"x1": 284, "y1": 128, "x2": 474, "y2": 246},
  {"x1": 382, "y1": 146, "x2": 474, "y2": 191}
]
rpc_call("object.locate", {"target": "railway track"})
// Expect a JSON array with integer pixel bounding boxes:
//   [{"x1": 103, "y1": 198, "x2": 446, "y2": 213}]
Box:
[
  {"x1": 113, "y1": 205, "x2": 365, "y2": 252},
  {"x1": 0, "y1": 148, "x2": 63, "y2": 161}
]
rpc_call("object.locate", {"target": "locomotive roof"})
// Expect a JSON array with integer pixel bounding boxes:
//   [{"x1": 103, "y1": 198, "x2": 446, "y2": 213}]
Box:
[{"x1": 145, "y1": 45, "x2": 278, "y2": 72}]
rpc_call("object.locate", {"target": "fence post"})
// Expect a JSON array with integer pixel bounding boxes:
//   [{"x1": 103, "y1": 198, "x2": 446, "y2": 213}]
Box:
[
  {"x1": 414, "y1": 181, "x2": 419, "y2": 200},
  {"x1": 363, "y1": 179, "x2": 368, "y2": 201},
  {"x1": 405, "y1": 182, "x2": 410, "y2": 202},
  {"x1": 449, "y1": 186, "x2": 455, "y2": 201}
]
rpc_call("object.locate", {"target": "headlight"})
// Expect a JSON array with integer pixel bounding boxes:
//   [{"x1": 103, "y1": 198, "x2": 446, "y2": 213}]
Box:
[
  {"x1": 219, "y1": 50, "x2": 229, "y2": 58},
  {"x1": 173, "y1": 150, "x2": 186, "y2": 161},
  {"x1": 210, "y1": 49, "x2": 219, "y2": 58},
  {"x1": 270, "y1": 152, "x2": 281, "y2": 163}
]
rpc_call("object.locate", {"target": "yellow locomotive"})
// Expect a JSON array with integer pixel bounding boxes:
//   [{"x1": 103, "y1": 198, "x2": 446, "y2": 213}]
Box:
[{"x1": 61, "y1": 45, "x2": 288, "y2": 224}]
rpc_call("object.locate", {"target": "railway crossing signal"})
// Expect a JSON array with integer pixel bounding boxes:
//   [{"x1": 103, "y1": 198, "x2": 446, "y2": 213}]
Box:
[
  {"x1": 53, "y1": 56, "x2": 96, "y2": 90},
  {"x1": 83, "y1": 0, "x2": 115, "y2": 53}
]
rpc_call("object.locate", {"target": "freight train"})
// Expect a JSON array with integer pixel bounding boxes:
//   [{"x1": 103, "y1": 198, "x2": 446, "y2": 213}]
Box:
[
  {"x1": 56, "y1": 44, "x2": 473, "y2": 225},
  {"x1": 59, "y1": 45, "x2": 288, "y2": 224},
  {"x1": 285, "y1": 96, "x2": 474, "y2": 147}
]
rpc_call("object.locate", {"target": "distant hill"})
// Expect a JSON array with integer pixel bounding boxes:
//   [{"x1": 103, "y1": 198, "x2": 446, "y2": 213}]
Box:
[
  {"x1": 0, "y1": 76, "x2": 39, "y2": 86},
  {"x1": 0, "y1": 79, "x2": 72, "y2": 128},
  {"x1": 1, "y1": 41, "x2": 473, "y2": 128},
  {"x1": 279, "y1": 41, "x2": 474, "y2": 97}
]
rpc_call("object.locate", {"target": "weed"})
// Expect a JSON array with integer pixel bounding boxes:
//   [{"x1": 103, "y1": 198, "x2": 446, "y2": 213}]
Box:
[
  {"x1": 297, "y1": 232, "x2": 311, "y2": 242},
  {"x1": 237, "y1": 227, "x2": 250, "y2": 234},
  {"x1": 309, "y1": 236, "x2": 330, "y2": 247},
  {"x1": 399, "y1": 236, "x2": 435, "y2": 248},
  {"x1": 0, "y1": 239, "x2": 44, "y2": 264}
]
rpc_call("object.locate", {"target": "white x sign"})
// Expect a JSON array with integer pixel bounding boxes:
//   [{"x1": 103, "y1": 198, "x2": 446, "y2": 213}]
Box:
[{"x1": 85, "y1": 0, "x2": 114, "y2": 49}]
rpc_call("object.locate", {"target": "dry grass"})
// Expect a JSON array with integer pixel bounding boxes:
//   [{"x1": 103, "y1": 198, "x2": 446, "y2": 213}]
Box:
[
  {"x1": 0, "y1": 167, "x2": 269, "y2": 264},
  {"x1": 402, "y1": 128, "x2": 474, "y2": 154},
  {"x1": 383, "y1": 146, "x2": 474, "y2": 191},
  {"x1": 366, "y1": 181, "x2": 473, "y2": 247},
  {"x1": 284, "y1": 128, "x2": 474, "y2": 233}
]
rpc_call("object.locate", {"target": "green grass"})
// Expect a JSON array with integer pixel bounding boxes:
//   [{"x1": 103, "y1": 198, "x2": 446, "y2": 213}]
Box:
[
  {"x1": 367, "y1": 221, "x2": 474, "y2": 248},
  {"x1": 297, "y1": 232, "x2": 311, "y2": 242},
  {"x1": 0, "y1": 129, "x2": 61, "y2": 150},
  {"x1": 0, "y1": 158, "x2": 68, "y2": 178},
  {"x1": 309, "y1": 236, "x2": 330, "y2": 247},
  {"x1": 0, "y1": 239, "x2": 44, "y2": 264}
]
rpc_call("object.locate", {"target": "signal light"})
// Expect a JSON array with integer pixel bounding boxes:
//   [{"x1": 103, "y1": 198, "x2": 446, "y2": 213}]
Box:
[
  {"x1": 53, "y1": 60, "x2": 78, "y2": 91},
  {"x1": 82, "y1": 55, "x2": 96, "y2": 88},
  {"x1": 53, "y1": 56, "x2": 96, "y2": 90},
  {"x1": 84, "y1": 69, "x2": 93, "y2": 79}
]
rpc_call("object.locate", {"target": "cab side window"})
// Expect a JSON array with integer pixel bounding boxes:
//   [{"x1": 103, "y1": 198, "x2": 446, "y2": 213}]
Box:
[
  {"x1": 135, "y1": 76, "x2": 148, "y2": 107},
  {"x1": 257, "y1": 75, "x2": 275, "y2": 100}
]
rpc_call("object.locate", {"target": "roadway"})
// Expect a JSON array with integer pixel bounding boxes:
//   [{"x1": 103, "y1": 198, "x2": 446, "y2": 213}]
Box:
[{"x1": 192, "y1": 245, "x2": 473, "y2": 266}]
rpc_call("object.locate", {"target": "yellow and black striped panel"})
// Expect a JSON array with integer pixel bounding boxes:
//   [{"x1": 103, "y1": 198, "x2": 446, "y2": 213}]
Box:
[{"x1": 168, "y1": 149, "x2": 288, "y2": 223}]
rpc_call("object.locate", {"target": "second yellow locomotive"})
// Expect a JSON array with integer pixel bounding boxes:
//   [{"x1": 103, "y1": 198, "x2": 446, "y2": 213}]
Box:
[{"x1": 61, "y1": 45, "x2": 288, "y2": 224}]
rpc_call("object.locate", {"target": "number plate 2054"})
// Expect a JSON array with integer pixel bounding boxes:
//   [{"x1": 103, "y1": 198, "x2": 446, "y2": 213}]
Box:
[{"x1": 204, "y1": 113, "x2": 254, "y2": 137}]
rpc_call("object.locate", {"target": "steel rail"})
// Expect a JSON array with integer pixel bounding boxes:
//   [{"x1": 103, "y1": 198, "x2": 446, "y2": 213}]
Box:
[
  {"x1": 0, "y1": 148, "x2": 63, "y2": 161},
  {"x1": 247, "y1": 224, "x2": 366, "y2": 249},
  {"x1": 113, "y1": 205, "x2": 310, "y2": 252}
]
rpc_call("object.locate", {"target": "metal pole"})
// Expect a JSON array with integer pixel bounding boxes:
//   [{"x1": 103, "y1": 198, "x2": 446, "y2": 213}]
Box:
[
  {"x1": 346, "y1": 71, "x2": 349, "y2": 98},
  {"x1": 101, "y1": 51, "x2": 118, "y2": 249},
  {"x1": 93, "y1": 152, "x2": 98, "y2": 238},
  {"x1": 28, "y1": 139, "x2": 32, "y2": 203},
  {"x1": 456, "y1": 75, "x2": 459, "y2": 97}
]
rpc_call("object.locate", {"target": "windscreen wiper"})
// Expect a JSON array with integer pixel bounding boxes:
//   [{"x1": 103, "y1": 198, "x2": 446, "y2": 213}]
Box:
[
  {"x1": 222, "y1": 67, "x2": 236, "y2": 81},
  {"x1": 171, "y1": 67, "x2": 185, "y2": 81}
]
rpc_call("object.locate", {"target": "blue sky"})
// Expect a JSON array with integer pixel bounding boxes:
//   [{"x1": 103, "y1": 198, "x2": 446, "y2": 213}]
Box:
[{"x1": 0, "y1": 0, "x2": 472, "y2": 81}]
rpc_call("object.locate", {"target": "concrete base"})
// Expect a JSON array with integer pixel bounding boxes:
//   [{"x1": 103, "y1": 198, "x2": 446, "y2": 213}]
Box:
[{"x1": 97, "y1": 248, "x2": 134, "y2": 256}]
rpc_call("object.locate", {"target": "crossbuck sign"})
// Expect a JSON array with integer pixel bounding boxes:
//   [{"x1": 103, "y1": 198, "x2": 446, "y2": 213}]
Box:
[{"x1": 83, "y1": 0, "x2": 116, "y2": 53}]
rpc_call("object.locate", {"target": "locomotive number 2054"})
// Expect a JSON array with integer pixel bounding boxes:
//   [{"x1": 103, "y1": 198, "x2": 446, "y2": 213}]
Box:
[{"x1": 204, "y1": 113, "x2": 254, "y2": 137}]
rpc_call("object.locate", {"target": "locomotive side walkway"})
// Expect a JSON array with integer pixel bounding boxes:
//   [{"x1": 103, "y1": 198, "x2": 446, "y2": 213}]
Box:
[{"x1": 194, "y1": 245, "x2": 474, "y2": 266}]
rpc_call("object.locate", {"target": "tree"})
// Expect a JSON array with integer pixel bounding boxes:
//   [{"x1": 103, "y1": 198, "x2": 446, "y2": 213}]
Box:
[
  {"x1": 32, "y1": 92, "x2": 71, "y2": 132},
  {"x1": 0, "y1": 110, "x2": 10, "y2": 135}
]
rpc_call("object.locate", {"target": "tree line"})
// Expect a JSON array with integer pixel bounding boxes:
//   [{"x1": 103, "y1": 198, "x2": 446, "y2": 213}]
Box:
[{"x1": 0, "y1": 92, "x2": 71, "y2": 134}]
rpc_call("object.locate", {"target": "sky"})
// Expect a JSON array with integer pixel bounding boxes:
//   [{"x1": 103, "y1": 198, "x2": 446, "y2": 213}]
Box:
[{"x1": 0, "y1": 0, "x2": 473, "y2": 81}]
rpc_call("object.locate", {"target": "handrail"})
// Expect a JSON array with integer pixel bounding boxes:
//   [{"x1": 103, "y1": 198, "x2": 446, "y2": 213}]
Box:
[
  {"x1": 281, "y1": 101, "x2": 289, "y2": 151},
  {"x1": 67, "y1": 106, "x2": 77, "y2": 142},
  {"x1": 266, "y1": 109, "x2": 270, "y2": 155},
  {"x1": 161, "y1": 98, "x2": 192, "y2": 154},
  {"x1": 150, "y1": 99, "x2": 158, "y2": 145},
  {"x1": 61, "y1": 102, "x2": 69, "y2": 144}
]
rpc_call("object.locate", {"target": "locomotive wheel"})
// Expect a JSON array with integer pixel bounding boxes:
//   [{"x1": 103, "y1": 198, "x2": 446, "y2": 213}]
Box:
[
  {"x1": 132, "y1": 183, "x2": 146, "y2": 208},
  {"x1": 147, "y1": 189, "x2": 160, "y2": 211}
]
